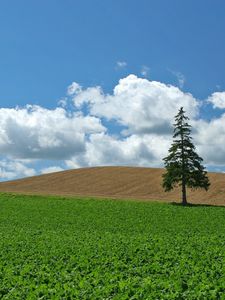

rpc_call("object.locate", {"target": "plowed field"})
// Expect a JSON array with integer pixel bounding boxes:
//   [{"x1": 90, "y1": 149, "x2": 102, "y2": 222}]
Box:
[{"x1": 0, "y1": 166, "x2": 224, "y2": 205}]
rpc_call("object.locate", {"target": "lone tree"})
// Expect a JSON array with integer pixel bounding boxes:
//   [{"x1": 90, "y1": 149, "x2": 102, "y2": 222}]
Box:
[{"x1": 162, "y1": 107, "x2": 210, "y2": 205}]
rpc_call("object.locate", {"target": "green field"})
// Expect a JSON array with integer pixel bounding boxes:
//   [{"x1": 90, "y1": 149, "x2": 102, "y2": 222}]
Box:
[{"x1": 1, "y1": 194, "x2": 225, "y2": 299}]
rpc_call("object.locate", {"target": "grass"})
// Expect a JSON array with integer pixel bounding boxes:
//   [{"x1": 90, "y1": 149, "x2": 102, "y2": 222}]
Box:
[{"x1": 0, "y1": 194, "x2": 225, "y2": 299}]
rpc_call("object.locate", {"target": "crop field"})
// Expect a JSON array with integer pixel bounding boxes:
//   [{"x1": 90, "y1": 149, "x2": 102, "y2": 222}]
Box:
[
  {"x1": 1, "y1": 167, "x2": 225, "y2": 206},
  {"x1": 1, "y1": 194, "x2": 225, "y2": 299}
]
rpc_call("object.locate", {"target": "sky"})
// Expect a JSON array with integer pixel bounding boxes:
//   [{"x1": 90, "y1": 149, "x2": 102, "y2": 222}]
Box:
[{"x1": 0, "y1": 0, "x2": 225, "y2": 180}]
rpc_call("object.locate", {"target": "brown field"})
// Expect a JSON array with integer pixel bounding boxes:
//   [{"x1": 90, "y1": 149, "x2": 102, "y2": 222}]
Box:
[{"x1": 0, "y1": 166, "x2": 224, "y2": 205}]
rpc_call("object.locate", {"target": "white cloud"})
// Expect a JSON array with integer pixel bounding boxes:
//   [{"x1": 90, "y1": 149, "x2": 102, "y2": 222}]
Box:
[
  {"x1": 197, "y1": 92, "x2": 225, "y2": 166},
  {"x1": 66, "y1": 132, "x2": 171, "y2": 169},
  {"x1": 71, "y1": 74, "x2": 198, "y2": 135},
  {"x1": 0, "y1": 159, "x2": 36, "y2": 180},
  {"x1": 58, "y1": 98, "x2": 67, "y2": 108},
  {"x1": 67, "y1": 82, "x2": 82, "y2": 95},
  {"x1": 170, "y1": 70, "x2": 186, "y2": 88},
  {"x1": 193, "y1": 115, "x2": 225, "y2": 166},
  {"x1": 140, "y1": 65, "x2": 150, "y2": 77},
  {"x1": 2, "y1": 74, "x2": 225, "y2": 180},
  {"x1": 72, "y1": 86, "x2": 104, "y2": 108},
  {"x1": 0, "y1": 105, "x2": 105, "y2": 160},
  {"x1": 41, "y1": 166, "x2": 64, "y2": 174},
  {"x1": 208, "y1": 91, "x2": 225, "y2": 109},
  {"x1": 116, "y1": 61, "x2": 127, "y2": 69}
]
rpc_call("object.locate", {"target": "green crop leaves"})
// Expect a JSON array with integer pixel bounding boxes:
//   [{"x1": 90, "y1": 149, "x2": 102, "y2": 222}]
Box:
[{"x1": 0, "y1": 194, "x2": 225, "y2": 298}]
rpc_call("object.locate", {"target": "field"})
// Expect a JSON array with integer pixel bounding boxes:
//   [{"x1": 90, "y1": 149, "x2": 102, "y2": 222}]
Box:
[
  {"x1": 0, "y1": 166, "x2": 225, "y2": 206},
  {"x1": 1, "y1": 194, "x2": 225, "y2": 299}
]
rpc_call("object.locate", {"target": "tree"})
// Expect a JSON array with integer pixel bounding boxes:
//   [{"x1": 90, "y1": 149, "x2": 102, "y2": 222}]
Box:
[{"x1": 162, "y1": 107, "x2": 210, "y2": 205}]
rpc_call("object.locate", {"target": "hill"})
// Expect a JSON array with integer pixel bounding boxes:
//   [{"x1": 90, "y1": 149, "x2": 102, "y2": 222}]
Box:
[{"x1": 0, "y1": 166, "x2": 224, "y2": 205}]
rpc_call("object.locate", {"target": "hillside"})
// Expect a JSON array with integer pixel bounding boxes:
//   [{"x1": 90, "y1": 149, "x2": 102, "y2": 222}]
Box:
[{"x1": 0, "y1": 166, "x2": 224, "y2": 205}]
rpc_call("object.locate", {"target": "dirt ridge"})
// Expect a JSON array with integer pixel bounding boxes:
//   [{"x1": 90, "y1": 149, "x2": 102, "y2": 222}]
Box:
[{"x1": 0, "y1": 166, "x2": 224, "y2": 205}]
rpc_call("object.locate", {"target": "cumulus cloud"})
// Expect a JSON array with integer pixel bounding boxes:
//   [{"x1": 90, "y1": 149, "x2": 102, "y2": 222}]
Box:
[
  {"x1": 193, "y1": 115, "x2": 225, "y2": 166},
  {"x1": 67, "y1": 82, "x2": 82, "y2": 95},
  {"x1": 70, "y1": 74, "x2": 198, "y2": 135},
  {"x1": 65, "y1": 133, "x2": 171, "y2": 169},
  {"x1": 0, "y1": 159, "x2": 36, "y2": 180},
  {"x1": 1, "y1": 74, "x2": 225, "y2": 180},
  {"x1": 208, "y1": 91, "x2": 225, "y2": 109},
  {"x1": 0, "y1": 105, "x2": 105, "y2": 160},
  {"x1": 58, "y1": 98, "x2": 67, "y2": 108},
  {"x1": 72, "y1": 86, "x2": 104, "y2": 108}
]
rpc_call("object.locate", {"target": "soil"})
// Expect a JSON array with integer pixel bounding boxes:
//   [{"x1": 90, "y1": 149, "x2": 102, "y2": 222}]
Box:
[{"x1": 0, "y1": 166, "x2": 224, "y2": 206}]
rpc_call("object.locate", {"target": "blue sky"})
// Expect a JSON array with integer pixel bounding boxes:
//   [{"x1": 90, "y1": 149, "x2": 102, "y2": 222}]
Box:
[{"x1": 0, "y1": 0, "x2": 225, "y2": 179}]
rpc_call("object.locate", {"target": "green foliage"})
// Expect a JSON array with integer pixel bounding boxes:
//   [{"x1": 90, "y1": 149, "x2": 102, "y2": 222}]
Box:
[
  {"x1": 0, "y1": 194, "x2": 225, "y2": 298},
  {"x1": 163, "y1": 107, "x2": 210, "y2": 203}
]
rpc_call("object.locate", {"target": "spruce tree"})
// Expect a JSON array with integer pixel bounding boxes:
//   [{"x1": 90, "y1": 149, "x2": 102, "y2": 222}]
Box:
[{"x1": 162, "y1": 107, "x2": 210, "y2": 205}]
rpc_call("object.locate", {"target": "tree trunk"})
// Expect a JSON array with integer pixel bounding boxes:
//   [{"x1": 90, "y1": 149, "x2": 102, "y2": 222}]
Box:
[{"x1": 182, "y1": 179, "x2": 187, "y2": 205}]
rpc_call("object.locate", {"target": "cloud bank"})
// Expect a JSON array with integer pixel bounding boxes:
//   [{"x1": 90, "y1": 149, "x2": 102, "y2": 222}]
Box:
[{"x1": 0, "y1": 74, "x2": 225, "y2": 179}]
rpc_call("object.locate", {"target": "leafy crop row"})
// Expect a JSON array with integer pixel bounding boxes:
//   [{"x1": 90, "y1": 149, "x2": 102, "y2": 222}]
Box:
[{"x1": 0, "y1": 194, "x2": 225, "y2": 299}]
